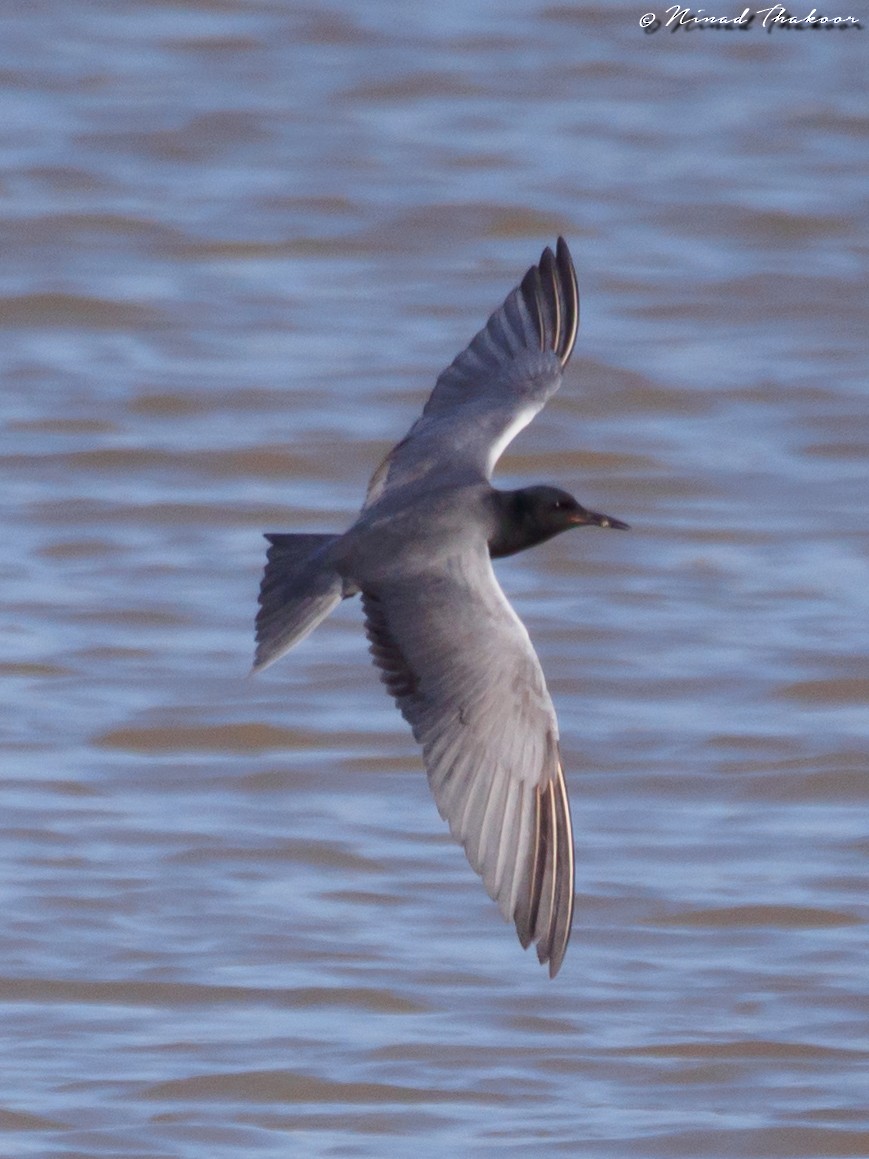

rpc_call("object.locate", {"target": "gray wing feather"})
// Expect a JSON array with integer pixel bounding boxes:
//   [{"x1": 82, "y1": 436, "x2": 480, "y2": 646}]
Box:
[
  {"x1": 365, "y1": 238, "x2": 579, "y2": 508},
  {"x1": 361, "y1": 547, "x2": 575, "y2": 976},
  {"x1": 426, "y1": 238, "x2": 577, "y2": 417}
]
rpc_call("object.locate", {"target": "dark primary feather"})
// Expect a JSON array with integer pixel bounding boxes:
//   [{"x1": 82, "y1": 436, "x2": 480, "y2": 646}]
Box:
[
  {"x1": 364, "y1": 237, "x2": 579, "y2": 508},
  {"x1": 422, "y1": 236, "x2": 578, "y2": 418},
  {"x1": 360, "y1": 543, "x2": 575, "y2": 977}
]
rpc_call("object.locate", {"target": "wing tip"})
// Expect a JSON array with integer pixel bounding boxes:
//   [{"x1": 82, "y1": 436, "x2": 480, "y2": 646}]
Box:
[
  {"x1": 520, "y1": 237, "x2": 579, "y2": 371},
  {"x1": 516, "y1": 758, "x2": 575, "y2": 979},
  {"x1": 552, "y1": 237, "x2": 579, "y2": 368}
]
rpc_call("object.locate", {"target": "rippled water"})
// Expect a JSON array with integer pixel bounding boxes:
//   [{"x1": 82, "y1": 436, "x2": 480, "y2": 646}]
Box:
[{"x1": 2, "y1": 1, "x2": 867, "y2": 1155}]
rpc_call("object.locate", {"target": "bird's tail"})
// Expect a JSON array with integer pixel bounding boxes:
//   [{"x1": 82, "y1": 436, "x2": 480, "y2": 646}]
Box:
[{"x1": 252, "y1": 533, "x2": 345, "y2": 673}]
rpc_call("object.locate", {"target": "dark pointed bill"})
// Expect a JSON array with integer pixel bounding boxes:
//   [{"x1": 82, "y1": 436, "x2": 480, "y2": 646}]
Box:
[{"x1": 571, "y1": 508, "x2": 630, "y2": 531}]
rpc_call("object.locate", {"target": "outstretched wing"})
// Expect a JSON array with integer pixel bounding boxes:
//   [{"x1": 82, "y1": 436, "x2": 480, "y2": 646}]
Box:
[
  {"x1": 365, "y1": 237, "x2": 579, "y2": 508},
  {"x1": 361, "y1": 546, "x2": 575, "y2": 976}
]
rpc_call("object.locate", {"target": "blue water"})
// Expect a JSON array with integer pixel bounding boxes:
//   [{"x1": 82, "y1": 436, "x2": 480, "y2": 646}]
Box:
[{"x1": 1, "y1": 1, "x2": 867, "y2": 1155}]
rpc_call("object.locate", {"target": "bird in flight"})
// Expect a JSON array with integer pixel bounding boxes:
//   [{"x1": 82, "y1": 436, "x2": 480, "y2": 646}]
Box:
[{"x1": 253, "y1": 238, "x2": 628, "y2": 976}]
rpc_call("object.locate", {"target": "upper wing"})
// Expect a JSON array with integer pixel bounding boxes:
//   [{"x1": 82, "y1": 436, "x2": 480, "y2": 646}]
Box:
[
  {"x1": 364, "y1": 237, "x2": 579, "y2": 508},
  {"x1": 361, "y1": 547, "x2": 575, "y2": 976}
]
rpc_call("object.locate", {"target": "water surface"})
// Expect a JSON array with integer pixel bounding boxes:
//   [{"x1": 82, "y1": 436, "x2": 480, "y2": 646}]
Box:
[{"x1": 1, "y1": 2, "x2": 867, "y2": 1155}]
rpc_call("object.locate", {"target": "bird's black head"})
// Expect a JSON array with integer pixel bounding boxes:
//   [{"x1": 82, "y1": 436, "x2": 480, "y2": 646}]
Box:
[{"x1": 490, "y1": 485, "x2": 629, "y2": 558}]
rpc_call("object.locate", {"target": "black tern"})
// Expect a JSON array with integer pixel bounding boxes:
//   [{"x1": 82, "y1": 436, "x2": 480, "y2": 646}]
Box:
[{"x1": 253, "y1": 238, "x2": 628, "y2": 976}]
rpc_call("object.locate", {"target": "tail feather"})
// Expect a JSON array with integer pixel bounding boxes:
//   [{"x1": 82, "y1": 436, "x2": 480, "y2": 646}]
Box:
[{"x1": 253, "y1": 533, "x2": 345, "y2": 673}]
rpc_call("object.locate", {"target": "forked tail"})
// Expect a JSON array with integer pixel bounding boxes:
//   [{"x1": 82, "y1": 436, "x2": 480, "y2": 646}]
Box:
[{"x1": 252, "y1": 533, "x2": 345, "y2": 673}]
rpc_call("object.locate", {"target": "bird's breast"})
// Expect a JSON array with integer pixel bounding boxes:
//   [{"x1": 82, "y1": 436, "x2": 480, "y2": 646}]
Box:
[{"x1": 335, "y1": 486, "x2": 491, "y2": 589}]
